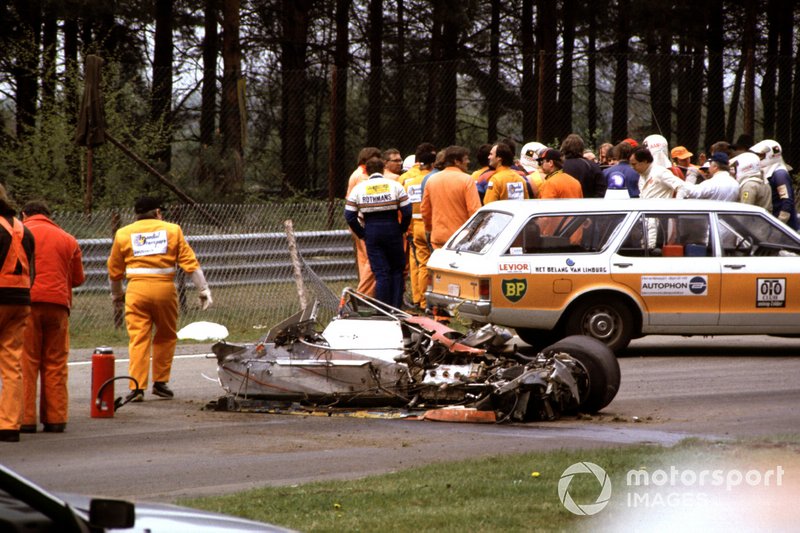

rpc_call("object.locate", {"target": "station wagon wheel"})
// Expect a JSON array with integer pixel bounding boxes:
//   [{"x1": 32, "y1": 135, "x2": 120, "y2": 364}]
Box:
[
  {"x1": 565, "y1": 297, "x2": 633, "y2": 352},
  {"x1": 541, "y1": 335, "x2": 620, "y2": 413}
]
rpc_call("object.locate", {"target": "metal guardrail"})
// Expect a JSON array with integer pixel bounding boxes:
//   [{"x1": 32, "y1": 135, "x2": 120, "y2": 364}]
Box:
[{"x1": 76, "y1": 229, "x2": 356, "y2": 293}]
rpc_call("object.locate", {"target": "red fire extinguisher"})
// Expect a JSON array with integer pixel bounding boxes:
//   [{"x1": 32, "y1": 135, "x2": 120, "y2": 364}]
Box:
[{"x1": 91, "y1": 347, "x2": 115, "y2": 418}]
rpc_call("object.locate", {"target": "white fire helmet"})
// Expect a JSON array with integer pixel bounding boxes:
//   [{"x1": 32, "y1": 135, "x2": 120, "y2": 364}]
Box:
[
  {"x1": 749, "y1": 139, "x2": 791, "y2": 176},
  {"x1": 519, "y1": 141, "x2": 547, "y2": 173},
  {"x1": 642, "y1": 134, "x2": 671, "y2": 168},
  {"x1": 402, "y1": 154, "x2": 416, "y2": 172},
  {"x1": 730, "y1": 152, "x2": 763, "y2": 184}
]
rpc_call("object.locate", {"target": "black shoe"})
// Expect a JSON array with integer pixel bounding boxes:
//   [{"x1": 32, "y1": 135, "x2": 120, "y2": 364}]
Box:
[
  {"x1": 126, "y1": 389, "x2": 145, "y2": 403},
  {"x1": 43, "y1": 423, "x2": 66, "y2": 433},
  {"x1": 20, "y1": 424, "x2": 37, "y2": 434},
  {"x1": 0, "y1": 430, "x2": 20, "y2": 442},
  {"x1": 152, "y1": 382, "x2": 174, "y2": 399}
]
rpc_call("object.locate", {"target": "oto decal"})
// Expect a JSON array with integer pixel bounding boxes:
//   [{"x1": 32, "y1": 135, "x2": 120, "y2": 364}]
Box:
[
  {"x1": 756, "y1": 278, "x2": 786, "y2": 308},
  {"x1": 502, "y1": 278, "x2": 527, "y2": 302}
]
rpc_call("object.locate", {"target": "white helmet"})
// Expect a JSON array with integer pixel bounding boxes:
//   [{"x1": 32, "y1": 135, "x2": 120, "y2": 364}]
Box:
[
  {"x1": 643, "y1": 134, "x2": 671, "y2": 168},
  {"x1": 519, "y1": 141, "x2": 547, "y2": 173},
  {"x1": 402, "y1": 154, "x2": 416, "y2": 172},
  {"x1": 749, "y1": 139, "x2": 790, "y2": 176},
  {"x1": 730, "y1": 152, "x2": 763, "y2": 184}
]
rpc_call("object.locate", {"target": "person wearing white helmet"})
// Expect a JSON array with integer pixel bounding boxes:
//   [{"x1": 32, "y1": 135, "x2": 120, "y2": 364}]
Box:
[
  {"x1": 643, "y1": 134, "x2": 685, "y2": 180},
  {"x1": 519, "y1": 141, "x2": 547, "y2": 196},
  {"x1": 730, "y1": 151, "x2": 772, "y2": 211},
  {"x1": 749, "y1": 140, "x2": 798, "y2": 230}
]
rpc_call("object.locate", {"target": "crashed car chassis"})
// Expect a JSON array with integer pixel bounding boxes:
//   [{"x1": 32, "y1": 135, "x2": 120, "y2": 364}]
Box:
[{"x1": 210, "y1": 288, "x2": 620, "y2": 422}]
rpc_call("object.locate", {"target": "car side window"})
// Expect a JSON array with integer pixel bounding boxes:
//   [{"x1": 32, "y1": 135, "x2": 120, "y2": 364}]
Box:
[
  {"x1": 618, "y1": 213, "x2": 711, "y2": 257},
  {"x1": 508, "y1": 213, "x2": 625, "y2": 254},
  {"x1": 718, "y1": 213, "x2": 800, "y2": 257}
]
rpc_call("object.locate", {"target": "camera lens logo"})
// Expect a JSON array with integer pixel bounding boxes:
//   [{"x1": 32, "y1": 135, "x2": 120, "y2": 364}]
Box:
[{"x1": 558, "y1": 462, "x2": 612, "y2": 515}]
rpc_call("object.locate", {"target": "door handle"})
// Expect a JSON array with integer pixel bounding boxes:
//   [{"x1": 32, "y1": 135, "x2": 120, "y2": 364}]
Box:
[
  {"x1": 449, "y1": 262, "x2": 459, "y2": 269},
  {"x1": 613, "y1": 263, "x2": 633, "y2": 268},
  {"x1": 723, "y1": 264, "x2": 746, "y2": 270}
]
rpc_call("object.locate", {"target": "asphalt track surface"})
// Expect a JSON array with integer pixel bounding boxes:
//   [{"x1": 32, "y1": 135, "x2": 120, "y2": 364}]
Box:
[{"x1": 3, "y1": 335, "x2": 800, "y2": 503}]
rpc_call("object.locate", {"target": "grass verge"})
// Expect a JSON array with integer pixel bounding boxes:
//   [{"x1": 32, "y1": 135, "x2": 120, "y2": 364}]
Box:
[{"x1": 180, "y1": 436, "x2": 799, "y2": 532}]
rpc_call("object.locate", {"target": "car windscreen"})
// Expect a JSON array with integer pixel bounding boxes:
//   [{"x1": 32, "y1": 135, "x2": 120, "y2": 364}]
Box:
[{"x1": 447, "y1": 211, "x2": 513, "y2": 254}]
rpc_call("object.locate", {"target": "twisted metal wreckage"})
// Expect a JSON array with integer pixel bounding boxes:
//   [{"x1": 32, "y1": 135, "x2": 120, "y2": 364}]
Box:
[{"x1": 207, "y1": 288, "x2": 620, "y2": 423}]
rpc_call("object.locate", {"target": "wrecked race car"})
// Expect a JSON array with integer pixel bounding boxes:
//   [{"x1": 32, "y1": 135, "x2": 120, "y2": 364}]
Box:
[{"x1": 209, "y1": 288, "x2": 620, "y2": 422}]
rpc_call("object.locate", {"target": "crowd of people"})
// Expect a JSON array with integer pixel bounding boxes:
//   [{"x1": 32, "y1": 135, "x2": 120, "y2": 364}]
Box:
[
  {"x1": 1, "y1": 190, "x2": 211, "y2": 443},
  {"x1": 344, "y1": 134, "x2": 800, "y2": 310}
]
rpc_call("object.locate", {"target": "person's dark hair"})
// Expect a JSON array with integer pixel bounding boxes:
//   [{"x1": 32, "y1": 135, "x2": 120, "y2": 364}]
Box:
[
  {"x1": 475, "y1": 144, "x2": 492, "y2": 167},
  {"x1": 614, "y1": 141, "x2": 634, "y2": 162},
  {"x1": 382, "y1": 148, "x2": 400, "y2": 161},
  {"x1": 444, "y1": 145, "x2": 469, "y2": 166},
  {"x1": 499, "y1": 137, "x2": 517, "y2": 156},
  {"x1": 433, "y1": 150, "x2": 447, "y2": 170},
  {"x1": 357, "y1": 147, "x2": 382, "y2": 165},
  {"x1": 415, "y1": 142, "x2": 437, "y2": 164},
  {"x1": 365, "y1": 156, "x2": 385, "y2": 175},
  {"x1": 0, "y1": 183, "x2": 16, "y2": 213},
  {"x1": 560, "y1": 133, "x2": 585, "y2": 158},
  {"x1": 713, "y1": 162, "x2": 730, "y2": 172},
  {"x1": 493, "y1": 143, "x2": 514, "y2": 167},
  {"x1": 632, "y1": 147, "x2": 654, "y2": 164},
  {"x1": 21, "y1": 200, "x2": 51, "y2": 217},
  {"x1": 709, "y1": 141, "x2": 732, "y2": 157}
]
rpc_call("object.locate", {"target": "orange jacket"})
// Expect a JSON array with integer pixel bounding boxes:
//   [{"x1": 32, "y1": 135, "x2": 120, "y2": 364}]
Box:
[
  {"x1": 107, "y1": 218, "x2": 200, "y2": 283},
  {"x1": 420, "y1": 166, "x2": 481, "y2": 248},
  {"x1": 24, "y1": 214, "x2": 85, "y2": 309},
  {"x1": 483, "y1": 166, "x2": 529, "y2": 203}
]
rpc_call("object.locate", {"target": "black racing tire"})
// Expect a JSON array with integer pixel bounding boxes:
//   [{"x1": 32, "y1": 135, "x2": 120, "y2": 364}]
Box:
[
  {"x1": 541, "y1": 335, "x2": 621, "y2": 413},
  {"x1": 514, "y1": 327, "x2": 562, "y2": 351},
  {"x1": 564, "y1": 296, "x2": 634, "y2": 352}
]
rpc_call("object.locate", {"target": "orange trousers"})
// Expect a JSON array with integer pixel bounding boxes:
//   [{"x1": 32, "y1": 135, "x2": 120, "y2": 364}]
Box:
[
  {"x1": 125, "y1": 279, "x2": 178, "y2": 390},
  {"x1": 408, "y1": 219, "x2": 431, "y2": 308},
  {"x1": 353, "y1": 234, "x2": 376, "y2": 296},
  {"x1": 22, "y1": 303, "x2": 71, "y2": 425},
  {"x1": 0, "y1": 305, "x2": 30, "y2": 431}
]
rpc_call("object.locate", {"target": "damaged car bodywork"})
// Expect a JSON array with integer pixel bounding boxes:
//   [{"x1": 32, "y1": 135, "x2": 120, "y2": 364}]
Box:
[{"x1": 210, "y1": 289, "x2": 620, "y2": 422}]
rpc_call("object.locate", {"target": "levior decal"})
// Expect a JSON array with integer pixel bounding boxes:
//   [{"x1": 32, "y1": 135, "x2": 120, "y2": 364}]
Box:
[
  {"x1": 502, "y1": 278, "x2": 527, "y2": 302},
  {"x1": 641, "y1": 275, "x2": 708, "y2": 296},
  {"x1": 498, "y1": 261, "x2": 531, "y2": 274}
]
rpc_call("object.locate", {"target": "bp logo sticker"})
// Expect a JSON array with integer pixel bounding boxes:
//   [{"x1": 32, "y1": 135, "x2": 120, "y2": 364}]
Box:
[{"x1": 502, "y1": 278, "x2": 527, "y2": 302}]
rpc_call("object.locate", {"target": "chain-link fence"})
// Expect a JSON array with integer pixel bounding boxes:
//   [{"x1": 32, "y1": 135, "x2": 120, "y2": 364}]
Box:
[{"x1": 56, "y1": 201, "x2": 358, "y2": 348}]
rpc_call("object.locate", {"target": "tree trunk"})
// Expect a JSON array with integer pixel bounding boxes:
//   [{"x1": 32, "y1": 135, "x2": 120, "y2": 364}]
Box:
[
  {"x1": 742, "y1": 0, "x2": 757, "y2": 140},
  {"x1": 199, "y1": 0, "x2": 218, "y2": 186},
  {"x1": 611, "y1": 0, "x2": 629, "y2": 143},
  {"x1": 424, "y1": 1, "x2": 443, "y2": 143},
  {"x1": 280, "y1": 0, "x2": 312, "y2": 193},
  {"x1": 587, "y1": 14, "x2": 597, "y2": 148},
  {"x1": 396, "y1": 0, "x2": 409, "y2": 152},
  {"x1": 646, "y1": 30, "x2": 671, "y2": 141},
  {"x1": 489, "y1": 0, "x2": 502, "y2": 142},
  {"x1": 329, "y1": 0, "x2": 349, "y2": 200},
  {"x1": 535, "y1": 0, "x2": 557, "y2": 144},
  {"x1": 151, "y1": 0, "x2": 173, "y2": 172},
  {"x1": 557, "y1": 0, "x2": 575, "y2": 140},
  {"x1": 790, "y1": 32, "x2": 800, "y2": 167},
  {"x1": 726, "y1": 58, "x2": 744, "y2": 143},
  {"x1": 63, "y1": 13, "x2": 81, "y2": 191},
  {"x1": 520, "y1": 0, "x2": 534, "y2": 141},
  {"x1": 220, "y1": 0, "x2": 244, "y2": 197},
  {"x1": 366, "y1": 0, "x2": 382, "y2": 147},
  {"x1": 761, "y1": 0, "x2": 779, "y2": 139},
  {"x1": 13, "y1": 0, "x2": 42, "y2": 138},
  {"x1": 41, "y1": 4, "x2": 57, "y2": 112},
  {"x1": 436, "y1": 0, "x2": 459, "y2": 145},
  {"x1": 776, "y1": 0, "x2": 793, "y2": 146},
  {"x1": 705, "y1": 0, "x2": 725, "y2": 146}
]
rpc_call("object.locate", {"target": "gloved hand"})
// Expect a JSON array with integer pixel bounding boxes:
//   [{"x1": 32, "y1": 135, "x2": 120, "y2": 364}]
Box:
[
  {"x1": 779, "y1": 211, "x2": 790, "y2": 223},
  {"x1": 198, "y1": 288, "x2": 213, "y2": 310},
  {"x1": 676, "y1": 187, "x2": 689, "y2": 200}
]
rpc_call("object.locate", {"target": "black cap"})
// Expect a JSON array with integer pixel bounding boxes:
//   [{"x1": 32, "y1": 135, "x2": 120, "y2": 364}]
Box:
[{"x1": 134, "y1": 196, "x2": 163, "y2": 214}]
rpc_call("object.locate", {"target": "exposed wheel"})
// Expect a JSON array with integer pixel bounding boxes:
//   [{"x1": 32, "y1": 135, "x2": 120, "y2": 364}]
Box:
[
  {"x1": 564, "y1": 296, "x2": 634, "y2": 352},
  {"x1": 514, "y1": 327, "x2": 562, "y2": 351},
  {"x1": 542, "y1": 335, "x2": 620, "y2": 413}
]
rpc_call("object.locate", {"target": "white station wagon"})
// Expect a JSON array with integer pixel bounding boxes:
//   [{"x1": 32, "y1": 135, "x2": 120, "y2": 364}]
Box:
[{"x1": 425, "y1": 198, "x2": 800, "y2": 351}]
